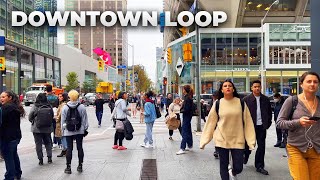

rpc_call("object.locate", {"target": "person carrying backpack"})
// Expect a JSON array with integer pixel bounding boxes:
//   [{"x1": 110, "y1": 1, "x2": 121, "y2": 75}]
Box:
[
  {"x1": 61, "y1": 90, "x2": 89, "y2": 174},
  {"x1": 28, "y1": 93, "x2": 54, "y2": 166},
  {"x1": 46, "y1": 85, "x2": 60, "y2": 149},
  {"x1": 200, "y1": 79, "x2": 256, "y2": 180},
  {"x1": 277, "y1": 72, "x2": 320, "y2": 180}
]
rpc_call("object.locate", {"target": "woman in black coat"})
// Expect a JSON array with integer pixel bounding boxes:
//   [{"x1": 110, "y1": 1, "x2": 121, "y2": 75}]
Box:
[
  {"x1": 176, "y1": 85, "x2": 194, "y2": 155},
  {"x1": 0, "y1": 91, "x2": 25, "y2": 180}
]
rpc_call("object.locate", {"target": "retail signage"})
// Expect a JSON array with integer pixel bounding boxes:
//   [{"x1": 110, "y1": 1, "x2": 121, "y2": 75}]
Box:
[
  {"x1": 117, "y1": 65, "x2": 127, "y2": 69},
  {"x1": 176, "y1": 57, "x2": 184, "y2": 77},
  {"x1": 233, "y1": 68, "x2": 249, "y2": 71},
  {"x1": 0, "y1": 30, "x2": 4, "y2": 50}
]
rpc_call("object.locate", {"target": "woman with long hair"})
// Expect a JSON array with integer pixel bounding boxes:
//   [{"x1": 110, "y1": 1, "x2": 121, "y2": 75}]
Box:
[
  {"x1": 176, "y1": 85, "x2": 195, "y2": 155},
  {"x1": 56, "y1": 92, "x2": 68, "y2": 157},
  {"x1": 0, "y1": 91, "x2": 25, "y2": 180},
  {"x1": 111, "y1": 91, "x2": 131, "y2": 150},
  {"x1": 200, "y1": 79, "x2": 256, "y2": 180},
  {"x1": 28, "y1": 93, "x2": 54, "y2": 165},
  {"x1": 140, "y1": 91, "x2": 157, "y2": 148},
  {"x1": 277, "y1": 71, "x2": 320, "y2": 180},
  {"x1": 168, "y1": 97, "x2": 182, "y2": 140}
]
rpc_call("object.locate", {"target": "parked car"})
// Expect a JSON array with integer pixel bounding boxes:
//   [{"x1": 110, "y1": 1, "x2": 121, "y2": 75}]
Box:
[{"x1": 83, "y1": 93, "x2": 96, "y2": 106}]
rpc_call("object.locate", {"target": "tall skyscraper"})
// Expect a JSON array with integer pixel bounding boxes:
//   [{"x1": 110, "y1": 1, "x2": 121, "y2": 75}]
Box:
[{"x1": 62, "y1": 0, "x2": 128, "y2": 76}]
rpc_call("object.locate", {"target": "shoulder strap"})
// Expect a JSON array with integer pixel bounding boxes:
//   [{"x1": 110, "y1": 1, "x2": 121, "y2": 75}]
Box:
[
  {"x1": 241, "y1": 99, "x2": 245, "y2": 126},
  {"x1": 215, "y1": 99, "x2": 220, "y2": 121},
  {"x1": 288, "y1": 95, "x2": 298, "y2": 120}
]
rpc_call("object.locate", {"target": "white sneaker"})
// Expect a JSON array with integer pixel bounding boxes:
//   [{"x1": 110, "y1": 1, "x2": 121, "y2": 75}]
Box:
[
  {"x1": 52, "y1": 144, "x2": 58, "y2": 148},
  {"x1": 176, "y1": 149, "x2": 186, "y2": 155},
  {"x1": 149, "y1": 144, "x2": 154, "y2": 148},
  {"x1": 140, "y1": 143, "x2": 147, "y2": 148},
  {"x1": 229, "y1": 169, "x2": 237, "y2": 180},
  {"x1": 185, "y1": 147, "x2": 193, "y2": 151}
]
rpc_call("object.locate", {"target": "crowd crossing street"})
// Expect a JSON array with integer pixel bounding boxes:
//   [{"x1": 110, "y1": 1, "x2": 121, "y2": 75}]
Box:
[{"x1": 0, "y1": 104, "x2": 292, "y2": 180}]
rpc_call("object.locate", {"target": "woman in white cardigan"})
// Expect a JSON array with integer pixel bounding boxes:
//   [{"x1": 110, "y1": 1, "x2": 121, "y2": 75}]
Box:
[{"x1": 168, "y1": 97, "x2": 182, "y2": 140}]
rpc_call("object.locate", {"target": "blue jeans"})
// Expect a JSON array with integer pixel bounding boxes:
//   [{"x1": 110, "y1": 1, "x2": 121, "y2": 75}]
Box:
[
  {"x1": 144, "y1": 122, "x2": 154, "y2": 145},
  {"x1": 96, "y1": 111, "x2": 103, "y2": 125},
  {"x1": 61, "y1": 136, "x2": 67, "y2": 150},
  {"x1": 1, "y1": 139, "x2": 22, "y2": 180},
  {"x1": 180, "y1": 115, "x2": 193, "y2": 150}
]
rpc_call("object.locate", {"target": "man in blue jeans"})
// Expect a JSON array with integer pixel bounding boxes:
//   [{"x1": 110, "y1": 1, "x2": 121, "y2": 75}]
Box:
[{"x1": 94, "y1": 93, "x2": 105, "y2": 128}]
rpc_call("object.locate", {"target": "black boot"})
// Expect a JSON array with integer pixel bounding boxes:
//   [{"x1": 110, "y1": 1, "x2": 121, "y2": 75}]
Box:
[
  {"x1": 64, "y1": 164, "x2": 72, "y2": 174},
  {"x1": 39, "y1": 159, "x2": 43, "y2": 165},
  {"x1": 77, "y1": 163, "x2": 83, "y2": 172},
  {"x1": 57, "y1": 150, "x2": 67, "y2": 157},
  {"x1": 279, "y1": 142, "x2": 286, "y2": 148},
  {"x1": 48, "y1": 157, "x2": 52, "y2": 164},
  {"x1": 274, "y1": 141, "x2": 281, "y2": 147}
]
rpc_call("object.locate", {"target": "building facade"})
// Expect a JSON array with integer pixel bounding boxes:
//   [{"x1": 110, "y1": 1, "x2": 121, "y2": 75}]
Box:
[
  {"x1": 167, "y1": 23, "x2": 310, "y2": 96},
  {"x1": 155, "y1": 47, "x2": 164, "y2": 94},
  {"x1": 62, "y1": 0, "x2": 128, "y2": 78},
  {"x1": 0, "y1": 0, "x2": 61, "y2": 95}
]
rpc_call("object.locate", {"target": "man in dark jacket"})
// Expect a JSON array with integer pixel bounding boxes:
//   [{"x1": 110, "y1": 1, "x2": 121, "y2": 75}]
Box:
[
  {"x1": 94, "y1": 93, "x2": 105, "y2": 128},
  {"x1": 165, "y1": 93, "x2": 173, "y2": 117},
  {"x1": 273, "y1": 93, "x2": 286, "y2": 148},
  {"x1": 243, "y1": 80, "x2": 272, "y2": 175}
]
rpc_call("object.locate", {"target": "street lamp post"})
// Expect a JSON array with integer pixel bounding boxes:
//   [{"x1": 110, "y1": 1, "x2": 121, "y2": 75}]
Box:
[
  {"x1": 260, "y1": 0, "x2": 279, "y2": 94},
  {"x1": 128, "y1": 43, "x2": 134, "y2": 93}
]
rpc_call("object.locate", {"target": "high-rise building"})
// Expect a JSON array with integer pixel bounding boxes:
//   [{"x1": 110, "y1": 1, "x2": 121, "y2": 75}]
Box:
[
  {"x1": 62, "y1": 0, "x2": 128, "y2": 77},
  {"x1": 0, "y1": 0, "x2": 61, "y2": 94}
]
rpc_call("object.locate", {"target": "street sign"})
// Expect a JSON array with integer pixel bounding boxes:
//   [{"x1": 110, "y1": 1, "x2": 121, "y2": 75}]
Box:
[
  {"x1": 176, "y1": 57, "x2": 184, "y2": 77},
  {"x1": 116, "y1": 65, "x2": 127, "y2": 69},
  {"x1": 0, "y1": 30, "x2": 5, "y2": 50}
]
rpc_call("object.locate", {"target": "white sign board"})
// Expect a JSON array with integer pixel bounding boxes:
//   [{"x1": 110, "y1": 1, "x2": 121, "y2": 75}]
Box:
[{"x1": 176, "y1": 57, "x2": 184, "y2": 77}]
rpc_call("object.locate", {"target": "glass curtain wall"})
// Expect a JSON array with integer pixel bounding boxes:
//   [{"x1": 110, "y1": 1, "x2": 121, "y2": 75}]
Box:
[
  {"x1": 4, "y1": 45, "x2": 18, "y2": 92},
  {"x1": 35, "y1": 54, "x2": 45, "y2": 80},
  {"x1": 21, "y1": 49, "x2": 33, "y2": 93},
  {"x1": 54, "y1": 60, "x2": 60, "y2": 87}
]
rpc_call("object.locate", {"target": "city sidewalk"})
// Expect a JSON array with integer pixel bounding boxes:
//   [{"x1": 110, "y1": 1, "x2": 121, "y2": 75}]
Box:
[{"x1": 0, "y1": 115, "x2": 291, "y2": 180}]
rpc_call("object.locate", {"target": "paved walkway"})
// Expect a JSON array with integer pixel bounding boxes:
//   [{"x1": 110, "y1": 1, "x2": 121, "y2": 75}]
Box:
[{"x1": 0, "y1": 115, "x2": 291, "y2": 180}]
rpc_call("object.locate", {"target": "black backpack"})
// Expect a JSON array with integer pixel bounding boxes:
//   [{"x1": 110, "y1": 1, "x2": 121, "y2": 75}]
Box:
[
  {"x1": 288, "y1": 95, "x2": 298, "y2": 120},
  {"x1": 66, "y1": 104, "x2": 82, "y2": 131},
  {"x1": 35, "y1": 104, "x2": 53, "y2": 128}
]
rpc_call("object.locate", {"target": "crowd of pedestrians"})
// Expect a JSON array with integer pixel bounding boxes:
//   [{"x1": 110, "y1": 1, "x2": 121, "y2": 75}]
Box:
[{"x1": 0, "y1": 72, "x2": 320, "y2": 180}]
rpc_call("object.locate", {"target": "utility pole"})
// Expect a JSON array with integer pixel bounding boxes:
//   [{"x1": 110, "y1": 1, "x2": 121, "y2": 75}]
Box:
[{"x1": 195, "y1": 0, "x2": 201, "y2": 132}]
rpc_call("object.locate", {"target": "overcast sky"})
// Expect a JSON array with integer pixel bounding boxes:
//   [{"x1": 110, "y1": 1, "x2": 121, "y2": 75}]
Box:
[{"x1": 127, "y1": 0, "x2": 164, "y2": 83}]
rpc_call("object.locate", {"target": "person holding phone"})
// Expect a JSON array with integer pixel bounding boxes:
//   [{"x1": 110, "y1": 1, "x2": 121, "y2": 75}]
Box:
[{"x1": 277, "y1": 71, "x2": 320, "y2": 180}]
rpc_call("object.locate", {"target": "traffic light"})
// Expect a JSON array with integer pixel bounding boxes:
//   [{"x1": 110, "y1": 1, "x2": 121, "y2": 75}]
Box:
[
  {"x1": 0, "y1": 57, "x2": 5, "y2": 71},
  {"x1": 183, "y1": 43, "x2": 192, "y2": 62},
  {"x1": 126, "y1": 79, "x2": 131, "y2": 86},
  {"x1": 167, "y1": 48, "x2": 172, "y2": 64},
  {"x1": 163, "y1": 77, "x2": 167, "y2": 86},
  {"x1": 98, "y1": 60, "x2": 104, "y2": 71}
]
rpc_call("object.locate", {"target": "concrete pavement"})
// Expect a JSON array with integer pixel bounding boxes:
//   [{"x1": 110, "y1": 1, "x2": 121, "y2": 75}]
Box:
[{"x1": 0, "y1": 106, "x2": 291, "y2": 180}]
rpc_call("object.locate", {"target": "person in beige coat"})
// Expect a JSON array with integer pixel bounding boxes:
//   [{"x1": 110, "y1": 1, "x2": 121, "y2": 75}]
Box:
[
  {"x1": 56, "y1": 93, "x2": 68, "y2": 157},
  {"x1": 200, "y1": 79, "x2": 256, "y2": 180}
]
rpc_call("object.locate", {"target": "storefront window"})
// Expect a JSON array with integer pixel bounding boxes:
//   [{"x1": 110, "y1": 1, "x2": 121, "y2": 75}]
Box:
[
  {"x1": 216, "y1": 34, "x2": 232, "y2": 67},
  {"x1": 201, "y1": 34, "x2": 215, "y2": 65},
  {"x1": 35, "y1": 54, "x2": 45, "y2": 80},
  {"x1": 249, "y1": 34, "x2": 260, "y2": 65},
  {"x1": 54, "y1": 60, "x2": 61, "y2": 87},
  {"x1": 282, "y1": 71, "x2": 298, "y2": 95},
  {"x1": 233, "y1": 34, "x2": 248, "y2": 66},
  {"x1": 21, "y1": 50, "x2": 33, "y2": 94},
  {"x1": 245, "y1": 0, "x2": 297, "y2": 12},
  {"x1": 233, "y1": 71, "x2": 247, "y2": 92},
  {"x1": 47, "y1": 58, "x2": 53, "y2": 80},
  {"x1": 4, "y1": 45, "x2": 18, "y2": 93},
  {"x1": 266, "y1": 71, "x2": 281, "y2": 95}
]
